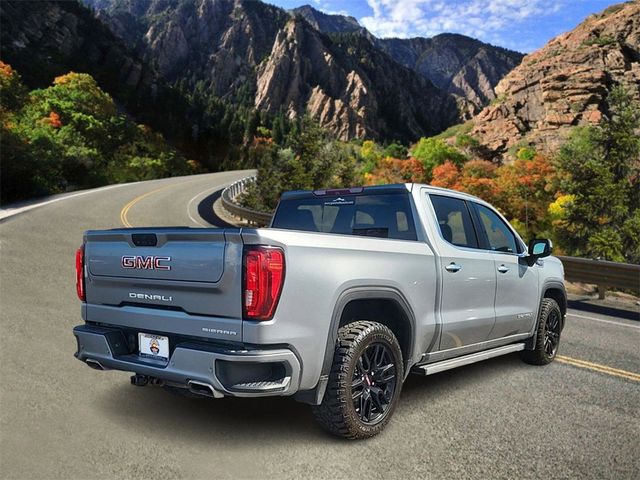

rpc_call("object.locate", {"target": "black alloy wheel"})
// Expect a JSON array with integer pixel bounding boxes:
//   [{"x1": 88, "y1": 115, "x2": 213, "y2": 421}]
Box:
[
  {"x1": 351, "y1": 342, "x2": 397, "y2": 425},
  {"x1": 543, "y1": 307, "x2": 561, "y2": 357}
]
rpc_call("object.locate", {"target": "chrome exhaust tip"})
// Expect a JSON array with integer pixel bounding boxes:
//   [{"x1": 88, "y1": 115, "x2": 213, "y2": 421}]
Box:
[
  {"x1": 85, "y1": 359, "x2": 105, "y2": 370},
  {"x1": 187, "y1": 380, "x2": 223, "y2": 398}
]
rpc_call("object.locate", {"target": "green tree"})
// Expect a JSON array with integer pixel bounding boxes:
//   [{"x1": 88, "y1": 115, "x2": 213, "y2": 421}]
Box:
[
  {"x1": 411, "y1": 137, "x2": 467, "y2": 181},
  {"x1": 242, "y1": 117, "x2": 361, "y2": 211},
  {"x1": 360, "y1": 140, "x2": 384, "y2": 174},
  {"x1": 383, "y1": 142, "x2": 408, "y2": 159},
  {"x1": 1, "y1": 66, "x2": 197, "y2": 203},
  {"x1": 556, "y1": 86, "x2": 640, "y2": 262}
]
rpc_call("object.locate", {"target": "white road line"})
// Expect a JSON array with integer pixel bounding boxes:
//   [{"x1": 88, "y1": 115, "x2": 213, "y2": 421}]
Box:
[
  {"x1": 186, "y1": 183, "x2": 229, "y2": 227},
  {"x1": 0, "y1": 183, "x2": 132, "y2": 221},
  {"x1": 567, "y1": 312, "x2": 640, "y2": 330}
]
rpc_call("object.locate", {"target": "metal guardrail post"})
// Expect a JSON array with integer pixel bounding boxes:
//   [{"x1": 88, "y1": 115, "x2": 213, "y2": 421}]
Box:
[{"x1": 220, "y1": 176, "x2": 274, "y2": 227}]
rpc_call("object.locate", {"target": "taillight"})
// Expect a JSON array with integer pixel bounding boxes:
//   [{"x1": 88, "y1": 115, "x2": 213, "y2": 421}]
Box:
[
  {"x1": 243, "y1": 246, "x2": 285, "y2": 320},
  {"x1": 75, "y1": 245, "x2": 85, "y2": 301}
]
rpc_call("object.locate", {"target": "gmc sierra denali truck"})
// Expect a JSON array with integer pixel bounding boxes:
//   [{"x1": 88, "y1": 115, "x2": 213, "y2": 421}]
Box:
[{"x1": 73, "y1": 184, "x2": 566, "y2": 439}]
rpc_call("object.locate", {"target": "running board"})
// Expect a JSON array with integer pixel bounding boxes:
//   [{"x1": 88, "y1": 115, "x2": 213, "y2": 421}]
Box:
[{"x1": 412, "y1": 343, "x2": 525, "y2": 376}]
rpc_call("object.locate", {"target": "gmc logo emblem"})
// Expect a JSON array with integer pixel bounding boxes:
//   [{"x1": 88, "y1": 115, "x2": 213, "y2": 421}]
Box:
[{"x1": 121, "y1": 255, "x2": 171, "y2": 271}]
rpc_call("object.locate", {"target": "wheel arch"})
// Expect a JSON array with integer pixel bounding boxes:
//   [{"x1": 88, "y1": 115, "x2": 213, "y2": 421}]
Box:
[
  {"x1": 525, "y1": 280, "x2": 567, "y2": 351},
  {"x1": 323, "y1": 287, "x2": 416, "y2": 379},
  {"x1": 542, "y1": 281, "x2": 567, "y2": 326}
]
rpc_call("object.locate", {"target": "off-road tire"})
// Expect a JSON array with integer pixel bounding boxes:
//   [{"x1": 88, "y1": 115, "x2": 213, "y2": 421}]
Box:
[
  {"x1": 312, "y1": 321, "x2": 404, "y2": 439},
  {"x1": 521, "y1": 298, "x2": 562, "y2": 365}
]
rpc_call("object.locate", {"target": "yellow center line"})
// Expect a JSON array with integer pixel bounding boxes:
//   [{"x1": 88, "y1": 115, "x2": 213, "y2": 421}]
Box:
[
  {"x1": 119, "y1": 183, "x2": 182, "y2": 227},
  {"x1": 557, "y1": 355, "x2": 640, "y2": 382}
]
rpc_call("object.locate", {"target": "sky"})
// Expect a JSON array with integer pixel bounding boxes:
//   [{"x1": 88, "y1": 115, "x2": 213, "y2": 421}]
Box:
[{"x1": 268, "y1": 0, "x2": 621, "y2": 52}]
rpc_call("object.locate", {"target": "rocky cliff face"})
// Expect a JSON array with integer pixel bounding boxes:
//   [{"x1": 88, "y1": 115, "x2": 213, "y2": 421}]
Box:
[
  {"x1": 469, "y1": 2, "x2": 640, "y2": 159},
  {"x1": 84, "y1": 0, "x2": 459, "y2": 141},
  {"x1": 378, "y1": 34, "x2": 523, "y2": 116},
  {"x1": 255, "y1": 18, "x2": 457, "y2": 141},
  {"x1": 291, "y1": 5, "x2": 362, "y2": 34},
  {"x1": 7, "y1": 0, "x2": 524, "y2": 143},
  {"x1": 292, "y1": 5, "x2": 523, "y2": 116},
  {"x1": 85, "y1": 0, "x2": 289, "y2": 99}
]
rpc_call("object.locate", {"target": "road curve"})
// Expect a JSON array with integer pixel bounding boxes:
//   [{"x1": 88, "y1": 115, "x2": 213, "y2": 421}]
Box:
[{"x1": 1, "y1": 172, "x2": 639, "y2": 479}]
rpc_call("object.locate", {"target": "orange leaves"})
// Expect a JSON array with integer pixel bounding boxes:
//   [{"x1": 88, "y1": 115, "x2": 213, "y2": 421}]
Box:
[
  {"x1": 460, "y1": 160, "x2": 501, "y2": 204},
  {"x1": 431, "y1": 159, "x2": 501, "y2": 203},
  {"x1": 365, "y1": 157, "x2": 425, "y2": 184},
  {"x1": 53, "y1": 72, "x2": 79, "y2": 85},
  {"x1": 44, "y1": 111, "x2": 62, "y2": 128},
  {"x1": 431, "y1": 161, "x2": 462, "y2": 190},
  {"x1": 0, "y1": 61, "x2": 14, "y2": 79}
]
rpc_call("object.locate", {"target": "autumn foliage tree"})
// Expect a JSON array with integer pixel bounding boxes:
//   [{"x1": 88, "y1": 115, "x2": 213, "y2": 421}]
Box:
[
  {"x1": 366, "y1": 157, "x2": 425, "y2": 184},
  {"x1": 0, "y1": 64, "x2": 197, "y2": 203}
]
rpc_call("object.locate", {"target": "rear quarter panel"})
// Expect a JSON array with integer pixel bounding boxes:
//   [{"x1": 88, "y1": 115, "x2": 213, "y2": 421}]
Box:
[{"x1": 241, "y1": 228, "x2": 438, "y2": 390}]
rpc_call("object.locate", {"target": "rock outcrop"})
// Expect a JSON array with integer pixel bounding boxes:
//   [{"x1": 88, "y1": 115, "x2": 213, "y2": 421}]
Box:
[
  {"x1": 378, "y1": 34, "x2": 523, "y2": 116},
  {"x1": 469, "y1": 2, "x2": 640, "y2": 159},
  {"x1": 292, "y1": 6, "x2": 523, "y2": 116},
  {"x1": 291, "y1": 5, "x2": 362, "y2": 34},
  {"x1": 255, "y1": 18, "x2": 457, "y2": 141}
]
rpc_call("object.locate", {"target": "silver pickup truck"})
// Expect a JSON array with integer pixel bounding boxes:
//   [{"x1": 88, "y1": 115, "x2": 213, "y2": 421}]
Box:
[{"x1": 73, "y1": 184, "x2": 566, "y2": 438}]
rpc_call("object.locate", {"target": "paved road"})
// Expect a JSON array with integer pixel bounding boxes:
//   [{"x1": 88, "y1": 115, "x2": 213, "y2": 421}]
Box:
[{"x1": 1, "y1": 172, "x2": 638, "y2": 479}]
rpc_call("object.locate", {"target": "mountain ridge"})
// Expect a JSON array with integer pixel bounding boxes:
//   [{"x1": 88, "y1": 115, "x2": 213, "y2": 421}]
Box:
[
  {"x1": 291, "y1": 4, "x2": 524, "y2": 116},
  {"x1": 467, "y1": 1, "x2": 640, "y2": 159}
]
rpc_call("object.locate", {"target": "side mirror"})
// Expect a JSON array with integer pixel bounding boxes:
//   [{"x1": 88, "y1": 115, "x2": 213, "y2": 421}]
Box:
[{"x1": 526, "y1": 239, "x2": 552, "y2": 266}]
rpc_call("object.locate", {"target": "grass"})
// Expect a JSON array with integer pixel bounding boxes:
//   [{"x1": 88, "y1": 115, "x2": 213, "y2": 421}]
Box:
[
  {"x1": 583, "y1": 36, "x2": 616, "y2": 47},
  {"x1": 434, "y1": 120, "x2": 474, "y2": 140}
]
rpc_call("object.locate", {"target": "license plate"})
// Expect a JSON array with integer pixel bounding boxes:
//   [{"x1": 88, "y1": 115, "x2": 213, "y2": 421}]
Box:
[{"x1": 138, "y1": 333, "x2": 169, "y2": 360}]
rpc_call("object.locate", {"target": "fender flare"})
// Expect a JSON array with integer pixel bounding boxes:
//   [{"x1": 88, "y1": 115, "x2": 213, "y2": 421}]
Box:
[
  {"x1": 525, "y1": 280, "x2": 567, "y2": 350},
  {"x1": 320, "y1": 286, "x2": 417, "y2": 378}
]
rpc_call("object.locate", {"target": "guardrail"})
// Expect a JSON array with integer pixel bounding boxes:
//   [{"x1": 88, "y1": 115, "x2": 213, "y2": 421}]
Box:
[
  {"x1": 557, "y1": 256, "x2": 640, "y2": 298},
  {"x1": 220, "y1": 176, "x2": 273, "y2": 226}
]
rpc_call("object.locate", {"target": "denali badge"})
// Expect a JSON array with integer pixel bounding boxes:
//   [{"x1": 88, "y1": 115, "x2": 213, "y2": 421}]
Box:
[
  {"x1": 121, "y1": 255, "x2": 171, "y2": 270},
  {"x1": 129, "y1": 292, "x2": 173, "y2": 302}
]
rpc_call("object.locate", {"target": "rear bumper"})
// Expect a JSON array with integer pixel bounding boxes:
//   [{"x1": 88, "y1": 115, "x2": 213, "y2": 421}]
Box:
[{"x1": 73, "y1": 324, "x2": 301, "y2": 398}]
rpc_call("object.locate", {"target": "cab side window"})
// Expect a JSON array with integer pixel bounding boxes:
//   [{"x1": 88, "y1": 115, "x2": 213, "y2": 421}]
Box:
[
  {"x1": 475, "y1": 204, "x2": 519, "y2": 253},
  {"x1": 430, "y1": 195, "x2": 478, "y2": 248}
]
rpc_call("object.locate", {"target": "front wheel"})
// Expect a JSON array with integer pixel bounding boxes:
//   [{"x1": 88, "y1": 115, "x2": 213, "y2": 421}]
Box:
[
  {"x1": 521, "y1": 298, "x2": 563, "y2": 365},
  {"x1": 312, "y1": 321, "x2": 404, "y2": 439}
]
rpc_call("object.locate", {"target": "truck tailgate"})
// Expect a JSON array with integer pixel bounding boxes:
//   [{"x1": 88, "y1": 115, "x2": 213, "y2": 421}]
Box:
[{"x1": 83, "y1": 228, "x2": 244, "y2": 341}]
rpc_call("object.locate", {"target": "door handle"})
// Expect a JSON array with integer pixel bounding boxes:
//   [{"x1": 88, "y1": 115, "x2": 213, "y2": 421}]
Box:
[
  {"x1": 445, "y1": 262, "x2": 462, "y2": 273},
  {"x1": 497, "y1": 264, "x2": 510, "y2": 273}
]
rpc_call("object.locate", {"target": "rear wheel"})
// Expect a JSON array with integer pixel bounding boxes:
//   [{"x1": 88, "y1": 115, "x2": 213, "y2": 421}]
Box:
[
  {"x1": 521, "y1": 298, "x2": 562, "y2": 365},
  {"x1": 312, "y1": 321, "x2": 404, "y2": 439}
]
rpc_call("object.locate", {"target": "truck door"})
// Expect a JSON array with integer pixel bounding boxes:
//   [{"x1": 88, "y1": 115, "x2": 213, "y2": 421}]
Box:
[
  {"x1": 471, "y1": 203, "x2": 539, "y2": 338},
  {"x1": 428, "y1": 194, "x2": 497, "y2": 350}
]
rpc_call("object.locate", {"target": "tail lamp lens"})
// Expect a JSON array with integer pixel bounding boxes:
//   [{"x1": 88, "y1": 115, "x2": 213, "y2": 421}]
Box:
[
  {"x1": 243, "y1": 246, "x2": 285, "y2": 320},
  {"x1": 75, "y1": 245, "x2": 85, "y2": 301}
]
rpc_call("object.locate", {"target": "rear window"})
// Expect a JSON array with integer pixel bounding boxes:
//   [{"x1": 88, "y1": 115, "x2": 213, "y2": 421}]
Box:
[{"x1": 271, "y1": 193, "x2": 417, "y2": 241}]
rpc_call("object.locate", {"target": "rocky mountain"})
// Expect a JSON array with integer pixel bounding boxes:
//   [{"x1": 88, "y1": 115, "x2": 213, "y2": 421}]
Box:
[
  {"x1": 377, "y1": 35, "x2": 523, "y2": 116},
  {"x1": 2, "y1": 0, "x2": 524, "y2": 144},
  {"x1": 0, "y1": 0, "x2": 153, "y2": 95},
  {"x1": 469, "y1": 1, "x2": 640, "y2": 159},
  {"x1": 255, "y1": 18, "x2": 457, "y2": 140},
  {"x1": 291, "y1": 5, "x2": 362, "y2": 34},
  {"x1": 292, "y1": 5, "x2": 523, "y2": 116},
  {"x1": 83, "y1": 0, "x2": 458, "y2": 141}
]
